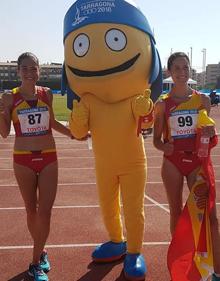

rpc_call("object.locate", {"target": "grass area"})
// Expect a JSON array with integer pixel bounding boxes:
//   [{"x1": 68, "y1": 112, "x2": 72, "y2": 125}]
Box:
[{"x1": 53, "y1": 94, "x2": 71, "y2": 121}]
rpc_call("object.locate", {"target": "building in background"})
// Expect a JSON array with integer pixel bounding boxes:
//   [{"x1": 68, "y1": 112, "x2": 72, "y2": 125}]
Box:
[
  {"x1": 206, "y1": 63, "x2": 220, "y2": 87},
  {"x1": 0, "y1": 61, "x2": 62, "y2": 90},
  {"x1": 196, "y1": 71, "x2": 206, "y2": 88},
  {"x1": 1, "y1": 60, "x2": 220, "y2": 92},
  {"x1": 39, "y1": 63, "x2": 62, "y2": 81}
]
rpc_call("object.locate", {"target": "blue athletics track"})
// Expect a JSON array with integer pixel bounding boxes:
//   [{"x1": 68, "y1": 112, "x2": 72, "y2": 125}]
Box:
[{"x1": 0, "y1": 106, "x2": 220, "y2": 281}]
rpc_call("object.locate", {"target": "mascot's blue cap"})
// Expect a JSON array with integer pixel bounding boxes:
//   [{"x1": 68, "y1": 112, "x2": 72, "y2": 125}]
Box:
[
  {"x1": 62, "y1": 0, "x2": 162, "y2": 106},
  {"x1": 63, "y1": 0, "x2": 155, "y2": 43}
]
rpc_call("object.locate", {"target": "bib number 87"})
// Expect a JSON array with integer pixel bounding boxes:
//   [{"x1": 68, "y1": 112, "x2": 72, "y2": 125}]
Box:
[
  {"x1": 28, "y1": 113, "x2": 41, "y2": 125},
  {"x1": 178, "y1": 115, "x2": 193, "y2": 127}
]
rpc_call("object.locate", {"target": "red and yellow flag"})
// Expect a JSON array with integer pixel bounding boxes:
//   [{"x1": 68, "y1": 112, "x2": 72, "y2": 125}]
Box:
[{"x1": 167, "y1": 110, "x2": 218, "y2": 281}]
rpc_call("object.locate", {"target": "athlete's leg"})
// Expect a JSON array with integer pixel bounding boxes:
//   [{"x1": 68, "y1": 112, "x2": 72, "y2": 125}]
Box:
[
  {"x1": 187, "y1": 166, "x2": 208, "y2": 209},
  {"x1": 33, "y1": 160, "x2": 58, "y2": 264},
  {"x1": 161, "y1": 157, "x2": 184, "y2": 235},
  {"x1": 13, "y1": 162, "x2": 38, "y2": 240},
  {"x1": 120, "y1": 167, "x2": 146, "y2": 253}
]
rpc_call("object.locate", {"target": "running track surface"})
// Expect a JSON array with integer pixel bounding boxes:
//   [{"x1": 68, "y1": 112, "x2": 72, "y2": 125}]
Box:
[{"x1": 0, "y1": 107, "x2": 220, "y2": 281}]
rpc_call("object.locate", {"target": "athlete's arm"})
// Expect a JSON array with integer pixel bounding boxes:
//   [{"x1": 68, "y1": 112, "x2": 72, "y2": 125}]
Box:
[
  {"x1": 0, "y1": 93, "x2": 12, "y2": 138},
  {"x1": 153, "y1": 100, "x2": 174, "y2": 155}
]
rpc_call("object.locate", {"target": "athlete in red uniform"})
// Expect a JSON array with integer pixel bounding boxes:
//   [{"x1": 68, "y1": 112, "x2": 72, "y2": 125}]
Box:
[
  {"x1": 153, "y1": 52, "x2": 220, "y2": 281},
  {"x1": 0, "y1": 52, "x2": 73, "y2": 281},
  {"x1": 162, "y1": 90, "x2": 203, "y2": 176}
]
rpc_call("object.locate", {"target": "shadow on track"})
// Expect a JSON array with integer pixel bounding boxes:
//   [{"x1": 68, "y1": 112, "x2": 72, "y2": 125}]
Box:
[
  {"x1": 76, "y1": 258, "x2": 127, "y2": 281},
  {"x1": 8, "y1": 271, "x2": 32, "y2": 281}
]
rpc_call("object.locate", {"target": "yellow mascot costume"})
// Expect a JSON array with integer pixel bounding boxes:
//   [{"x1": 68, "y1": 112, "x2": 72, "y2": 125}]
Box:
[{"x1": 62, "y1": 1, "x2": 162, "y2": 280}]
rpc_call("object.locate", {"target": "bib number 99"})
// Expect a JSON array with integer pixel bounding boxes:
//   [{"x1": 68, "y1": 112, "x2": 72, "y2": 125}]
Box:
[{"x1": 178, "y1": 115, "x2": 193, "y2": 127}]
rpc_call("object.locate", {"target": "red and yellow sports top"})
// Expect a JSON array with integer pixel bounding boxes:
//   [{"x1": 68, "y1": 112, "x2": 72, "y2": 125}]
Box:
[
  {"x1": 11, "y1": 87, "x2": 52, "y2": 137},
  {"x1": 162, "y1": 90, "x2": 202, "y2": 152}
]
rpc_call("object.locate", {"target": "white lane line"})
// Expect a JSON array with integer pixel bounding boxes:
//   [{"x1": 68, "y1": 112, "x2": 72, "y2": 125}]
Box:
[
  {"x1": 1, "y1": 155, "x2": 220, "y2": 160},
  {"x1": 0, "y1": 167, "x2": 95, "y2": 171},
  {"x1": 0, "y1": 148, "x2": 92, "y2": 151},
  {"x1": 0, "y1": 181, "x2": 164, "y2": 187},
  {"x1": 0, "y1": 147, "x2": 160, "y2": 151},
  {"x1": 1, "y1": 165, "x2": 220, "y2": 171},
  {"x1": 144, "y1": 194, "x2": 170, "y2": 213},
  {"x1": 0, "y1": 167, "x2": 120, "y2": 171},
  {"x1": 0, "y1": 241, "x2": 170, "y2": 250},
  {"x1": 0, "y1": 205, "x2": 100, "y2": 210},
  {"x1": 146, "y1": 155, "x2": 220, "y2": 158},
  {"x1": 0, "y1": 203, "x2": 172, "y2": 211},
  {"x1": 0, "y1": 183, "x2": 95, "y2": 187},
  {"x1": 0, "y1": 156, "x2": 95, "y2": 160},
  {"x1": 1, "y1": 202, "x2": 219, "y2": 211},
  {"x1": 143, "y1": 241, "x2": 169, "y2": 246},
  {"x1": 1, "y1": 179, "x2": 220, "y2": 187}
]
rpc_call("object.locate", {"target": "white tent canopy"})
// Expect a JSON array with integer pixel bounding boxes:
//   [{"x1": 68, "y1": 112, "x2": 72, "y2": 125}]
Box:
[{"x1": 163, "y1": 77, "x2": 197, "y2": 85}]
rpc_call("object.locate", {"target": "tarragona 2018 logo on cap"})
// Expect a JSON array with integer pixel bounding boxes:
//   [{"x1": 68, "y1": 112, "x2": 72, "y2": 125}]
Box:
[{"x1": 72, "y1": 0, "x2": 116, "y2": 26}]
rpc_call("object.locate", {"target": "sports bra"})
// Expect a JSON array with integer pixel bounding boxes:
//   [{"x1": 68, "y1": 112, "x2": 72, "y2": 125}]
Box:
[
  {"x1": 162, "y1": 91, "x2": 202, "y2": 151},
  {"x1": 11, "y1": 86, "x2": 52, "y2": 137}
]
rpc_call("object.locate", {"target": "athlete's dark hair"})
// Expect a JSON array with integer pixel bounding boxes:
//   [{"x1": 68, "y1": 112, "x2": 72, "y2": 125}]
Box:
[
  {"x1": 17, "y1": 52, "x2": 39, "y2": 67},
  {"x1": 167, "y1": 52, "x2": 190, "y2": 70}
]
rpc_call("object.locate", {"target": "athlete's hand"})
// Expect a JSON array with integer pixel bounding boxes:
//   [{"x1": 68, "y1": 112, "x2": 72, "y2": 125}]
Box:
[
  {"x1": 163, "y1": 141, "x2": 174, "y2": 156},
  {"x1": 134, "y1": 89, "x2": 153, "y2": 116},
  {"x1": 71, "y1": 100, "x2": 89, "y2": 126},
  {"x1": 194, "y1": 183, "x2": 209, "y2": 209},
  {"x1": 201, "y1": 125, "x2": 216, "y2": 138},
  {"x1": 75, "y1": 133, "x2": 91, "y2": 141}
]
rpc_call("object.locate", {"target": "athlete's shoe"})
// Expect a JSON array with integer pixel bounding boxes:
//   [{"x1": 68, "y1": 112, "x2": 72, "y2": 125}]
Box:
[
  {"x1": 40, "y1": 250, "x2": 51, "y2": 273},
  {"x1": 92, "y1": 241, "x2": 127, "y2": 262},
  {"x1": 28, "y1": 263, "x2": 48, "y2": 281},
  {"x1": 212, "y1": 273, "x2": 220, "y2": 281},
  {"x1": 124, "y1": 253, "x2": 147, "y2": 281}
]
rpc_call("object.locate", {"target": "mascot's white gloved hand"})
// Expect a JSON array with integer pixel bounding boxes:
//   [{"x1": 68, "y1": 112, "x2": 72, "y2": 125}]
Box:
[
  {"x1": 133, "y1": 89, "x2": 153, "y2": 117},
  {"x1": 71, "y1": 100, "x2": 89, "y2": 126}
]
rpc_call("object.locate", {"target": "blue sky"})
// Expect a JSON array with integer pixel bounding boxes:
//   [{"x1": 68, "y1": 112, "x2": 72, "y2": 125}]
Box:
[{"x1": 0, "y1": 0, "x2": 219, "y2": 71}]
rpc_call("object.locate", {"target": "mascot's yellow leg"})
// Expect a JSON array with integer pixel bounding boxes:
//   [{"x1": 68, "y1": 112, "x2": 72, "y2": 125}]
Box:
[
  {"x1": 120, "y1": 167, "x2": 146, "y2": 253},
  {"x1": 96, "y1": 170, "x2": 124, "y2": 243},
  {"x1": 96, "y1": 166, "x2": 146, "y2": 253}
]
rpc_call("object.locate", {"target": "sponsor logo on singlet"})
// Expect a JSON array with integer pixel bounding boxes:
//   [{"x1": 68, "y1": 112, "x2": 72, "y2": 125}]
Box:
[
  {"x1": 17, "y1": 106, "x2": 50, "y2": 136},
  {"x1": 169, "y1": 109, "x2": 198, "y2": 139}
]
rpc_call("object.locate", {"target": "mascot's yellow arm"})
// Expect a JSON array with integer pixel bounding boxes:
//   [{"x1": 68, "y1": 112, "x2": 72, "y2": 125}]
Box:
[{"x1": 69, "y1": 99, "x2": 89, "y2": 139}]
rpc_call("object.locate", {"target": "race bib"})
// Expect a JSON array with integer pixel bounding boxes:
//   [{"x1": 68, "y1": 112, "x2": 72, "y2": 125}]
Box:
[
  {"x1": 17, "y1": 106, "x2": 50, "y2": 136},
  {"x1": 169, "y1": 109, "x2": 198, "y2": 139}
]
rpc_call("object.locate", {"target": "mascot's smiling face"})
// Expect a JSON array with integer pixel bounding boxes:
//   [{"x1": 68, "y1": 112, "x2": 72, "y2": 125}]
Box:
[{"x1": 64, "y1": 23, "x2": 152, "y2": 103}]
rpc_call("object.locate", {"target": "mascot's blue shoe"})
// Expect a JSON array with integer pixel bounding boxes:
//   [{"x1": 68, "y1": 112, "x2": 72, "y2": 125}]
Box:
[
  {"x1": 124, "y1": 253, "x2": 147, "y2": 281},
  {"x1": 92, "y1": 241, "x2": 127, "y2": 263},
  {"x1": 212, "y1": 273, "x2": 220, "y2": 281}
]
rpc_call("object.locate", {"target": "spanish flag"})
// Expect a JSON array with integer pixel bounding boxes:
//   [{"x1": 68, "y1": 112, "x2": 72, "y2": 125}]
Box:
[{"x1": 167, "y1": 110, "x2": 218, "y2": 281}]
